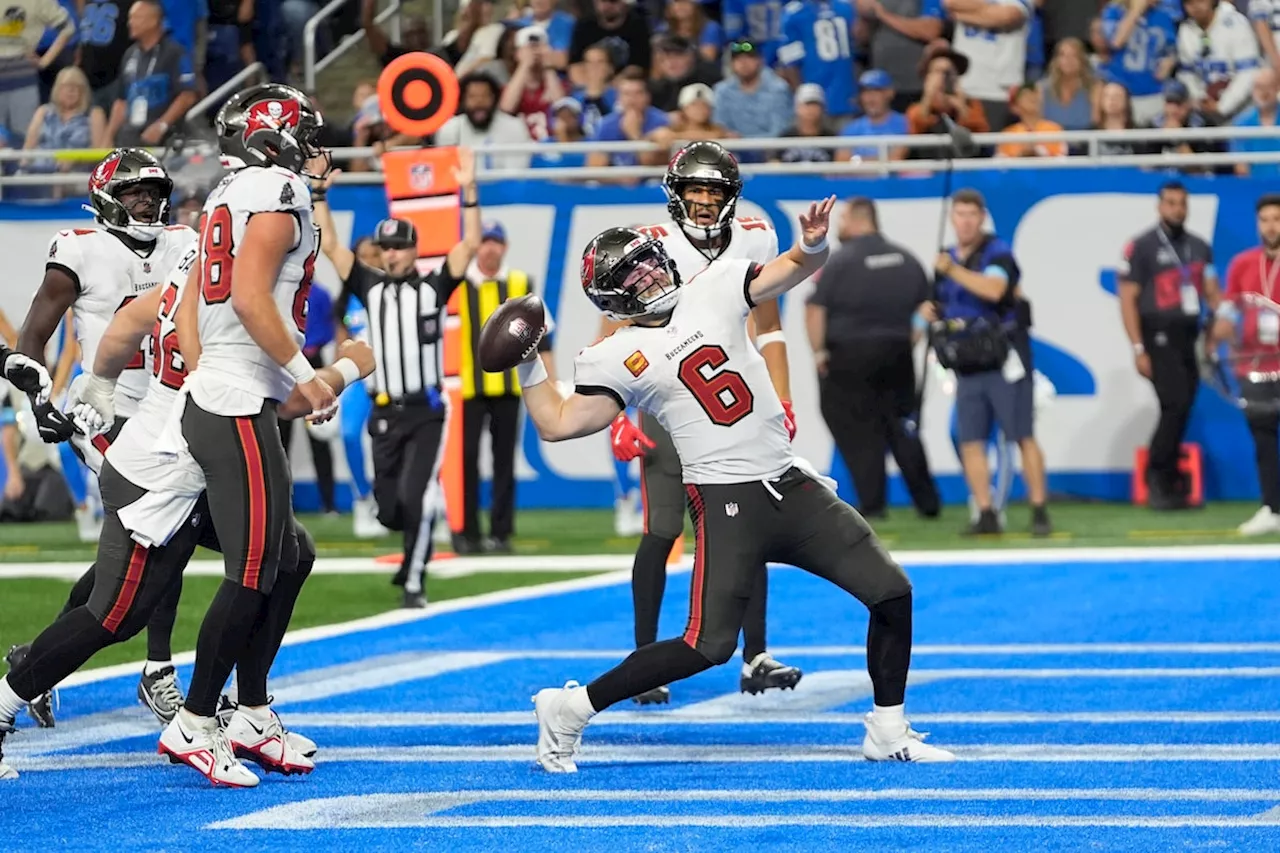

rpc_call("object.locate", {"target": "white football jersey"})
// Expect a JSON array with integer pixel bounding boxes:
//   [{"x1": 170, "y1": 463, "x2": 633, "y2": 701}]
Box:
[
  {"x1": 188, "y1": 165, "x2": 317, "y2": 416},
  {"x1": 108, "y1": 246, "x2": 205, "y2": 495},
  {"x1": 46, "y1": 224, "x2": 197, "y2": 418},
  {"x1": 575, "y1": 258, "x2": 793, "y2": 485},
  {"x1": 639, "y1": 215, "x2": 779, "y2": 279},
  {"x1": 953, "y1": 0, "x2": 1031, "y2": 101}
]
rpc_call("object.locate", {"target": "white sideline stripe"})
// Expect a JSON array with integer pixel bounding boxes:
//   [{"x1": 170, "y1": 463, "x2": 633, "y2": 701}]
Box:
[
  {"x1": 211, "y1": 815, "x2": 1280, "y2": 830},
  {"x1": 275, "y1": 710, "x2": 1280, "y2": 727},
  {"x1": 19, "y1": 743, "x2": 1280, "y2": 771},
  {"x1": 204, "y1": 789, "x2": 1280, "y2": 831},
  {"x1": 7, "y1": 540, "x2": 1280, "y2": 581}
]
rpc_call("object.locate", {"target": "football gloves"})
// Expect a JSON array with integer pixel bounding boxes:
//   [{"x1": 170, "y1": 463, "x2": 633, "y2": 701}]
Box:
[
  {"x1": 610, "y1": 412, "x2": 654, "y2": 462},
  {"x1": 1, "y1": 349, "x2": 52, "y2": 407}
]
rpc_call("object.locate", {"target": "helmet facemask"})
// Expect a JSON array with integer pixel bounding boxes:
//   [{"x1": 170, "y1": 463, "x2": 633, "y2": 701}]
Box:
[
  {"x1": 92, "y1": 177, "x2": 172, "y2": 242},
  {"x1": 663, "y1": 175, "x2": 741, "y2": 245},
  {"x1": 589, "y1": 241, "x2": 683, "y2": 321}
]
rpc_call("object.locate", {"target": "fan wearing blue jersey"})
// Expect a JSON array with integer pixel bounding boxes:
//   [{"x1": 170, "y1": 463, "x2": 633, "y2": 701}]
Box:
[
  {"x1": 723, "y1": 0, "x2": 788, "y2": 65},
  {"x1": 1100, "y1": 0, "x2": 1179, "y2": 127},
  {"x1": 779, "y1": 0, "x2": 859, "y2": 122}
]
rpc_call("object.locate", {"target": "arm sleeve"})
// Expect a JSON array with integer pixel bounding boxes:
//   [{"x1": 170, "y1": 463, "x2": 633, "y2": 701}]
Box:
[
  {"x1": 45, "y1": 230, "x2": 85, "y2": 295},
  {"x1": 430, "y1": 262, "x2": 466, "y2": 304},
  {"x1": 342, "y1": 261, "x2": 376, "y2": 307},
  {"x1": 574, "y1": 344, "x2": 632, "y2": 409},
  {"x1": 777, "y1": 8, "x2": 806, "y2": 67}
]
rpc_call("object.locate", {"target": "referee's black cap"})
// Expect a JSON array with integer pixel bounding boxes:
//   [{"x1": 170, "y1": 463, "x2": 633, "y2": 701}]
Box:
[{"x1": 373, "y1": 217, "x2": 418, "y2": 249}]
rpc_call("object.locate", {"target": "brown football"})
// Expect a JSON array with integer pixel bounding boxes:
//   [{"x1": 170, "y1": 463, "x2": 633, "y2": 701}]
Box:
[{"x1": 478, "y1": 294, "x2": 546, "y2": 373}]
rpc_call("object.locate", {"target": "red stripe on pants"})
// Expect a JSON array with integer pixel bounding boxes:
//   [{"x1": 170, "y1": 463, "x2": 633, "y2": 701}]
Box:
[
  {"x1": 681, "y1": 484, "x2": 706, "y2": 647},
  {"x1": 639, "y1": 463, "x2": 650, "y2": 535},
  {"x1": 103, "y1": 543, "x2": 148, "y2": 633},
  {"x1": 235, "y1": 417, "x2": 267, "y2": 591},
  {"x1": 91, "y1": 434, "x2": 111, "y2": 455}
]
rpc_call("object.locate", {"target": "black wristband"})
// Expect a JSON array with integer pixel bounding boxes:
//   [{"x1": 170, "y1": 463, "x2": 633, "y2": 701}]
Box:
[
  {"x1": 462, "y1": 200, "x2": 478, "y2": 208},
  {"x1": 312, "y1": 189, "x2": 327, "y2": 203}
]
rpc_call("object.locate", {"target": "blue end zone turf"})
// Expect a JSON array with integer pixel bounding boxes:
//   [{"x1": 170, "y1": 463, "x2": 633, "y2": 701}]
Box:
[{"x1": 2, "y1": 551, "x2": 1279, "y2": 852}]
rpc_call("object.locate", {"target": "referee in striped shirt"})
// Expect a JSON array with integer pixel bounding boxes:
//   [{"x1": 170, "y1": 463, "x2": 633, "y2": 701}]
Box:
[{"x1": 312, "y1": 150, "x2": 482, "y2": 608}]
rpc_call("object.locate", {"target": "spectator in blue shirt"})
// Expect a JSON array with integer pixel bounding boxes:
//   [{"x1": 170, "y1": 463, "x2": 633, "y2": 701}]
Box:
[
  {"x1": 723, "y1": 0, "x2": 787, "y2": 65},
  {"x1": 779, "y1": 0, "x2": 859, "y2": 122},
  {"x1": 654, "y1": 0, "x2": 725, "y2": 63},
  {"x1": 586, "y1": 67, "x2": 669, "y2": 169},
  {"x1": 712, "y1": 38, "x2": 793, "y2": 158},
  {"x1": 161, "y1": 0, "x2": 207, "y2": 84},
  {"x1": 571, "y1": 42, "x2": 617, "y2": 138},
  {"x1": 37, "y1": 0, "x2": 78, "y2": 101},
  {"x1": 520, "y1": 0, "x2": 575, "y2": 70},
  {"x1": 1232, "y1": 67, "x2": 1280, "y2": 177},
  {"x1": 533, "y1": 96, "x2": 589, "y2": 168},
  {"x1": 1099, "y1": 0, "x2": 1178, "y2": 127},
  {"x1": 838, "y1": 69, "x2": 909, "y2": 161}
]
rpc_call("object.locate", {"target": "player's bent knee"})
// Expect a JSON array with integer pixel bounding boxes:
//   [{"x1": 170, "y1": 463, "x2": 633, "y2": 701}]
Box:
[
  {"x1": 869, "y1": 589, "x2": 913, "y2": 621},
  {"x1": 697, "y1": 636, "x2": 738, "y2": 666}
]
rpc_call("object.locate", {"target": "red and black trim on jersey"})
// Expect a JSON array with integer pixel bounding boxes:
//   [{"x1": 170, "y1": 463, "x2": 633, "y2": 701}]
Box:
[
  {"x1": 575, "y1": 384, "x2": 625, "y2": 409},
  {"x1": 743, "y1": 263, "x2": 763, "y2": 308}
]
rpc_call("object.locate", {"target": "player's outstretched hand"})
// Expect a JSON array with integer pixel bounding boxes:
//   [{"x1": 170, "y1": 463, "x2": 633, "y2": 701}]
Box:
[
  {"x1": 2, "y1": 351, "x2": 53, "y2": 406},
  {"x1": 299, "y1": 376, "x2": 338, "y2": 423},
  {"x1": 338, "y1": 339, "x2": 375, "y2": 379},
  {"x1": 454, "y1": 146, "x2": 476, "y2": 188},
  {"x1": 798, "y1": 196, "x2": 837, "y2": 247}
]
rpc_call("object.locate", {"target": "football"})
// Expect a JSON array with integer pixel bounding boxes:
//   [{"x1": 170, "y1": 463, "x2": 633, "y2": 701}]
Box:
[{"x1": 478, "y1": 294, "x2": 547, "y2": 373}]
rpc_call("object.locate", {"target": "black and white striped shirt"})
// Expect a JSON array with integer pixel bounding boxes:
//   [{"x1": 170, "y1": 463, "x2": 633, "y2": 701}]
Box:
[{"x1": 336, "y1": 261, "x2": 464, "y2": 403}]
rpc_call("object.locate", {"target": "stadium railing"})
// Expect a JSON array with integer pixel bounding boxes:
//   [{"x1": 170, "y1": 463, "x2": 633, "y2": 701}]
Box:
[
  {"x1": 0, "y1": 125, "x2": 1275, "y2": 190},
  {"x1": 185, "y1": 62, "x2": 269, "y2": 122},
  {"x1": 304, "y1": 0, "x2": 403, "y2": 93}
]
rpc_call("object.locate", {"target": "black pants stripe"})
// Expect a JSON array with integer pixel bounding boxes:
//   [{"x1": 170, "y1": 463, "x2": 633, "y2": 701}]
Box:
[
  {"x1": 1244, "y1": 380, "x2": 1280, "y2": 511},
  {"x1": 461, "y1": 395, "x2": 519, "y2": 542},
  {"x1": 369, "y1": 402, "x2": 447, "y2": 593},
  {"x1": 182, "y1": 397, "x2": 292, "y2": 595}
]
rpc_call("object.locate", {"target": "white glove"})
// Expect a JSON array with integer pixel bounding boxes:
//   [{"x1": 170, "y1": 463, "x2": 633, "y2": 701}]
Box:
[
  {"x1": 306, "y1": 402, "x2": 341, "y2": 441},
  {"x1": 70, "y1": 401, "x2": 109, "y2": 437},
  {"x1": 69, "y1": 372, "x2": 117, "y2": 430}
]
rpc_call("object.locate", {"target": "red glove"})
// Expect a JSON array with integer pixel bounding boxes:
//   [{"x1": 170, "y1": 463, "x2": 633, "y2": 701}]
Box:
[
  {"x1": 781, "y1": 400, "x2": 797, "y2": 441},
  {"x1": 610, "y1": 412, "x2": 655, "y2": 461}
]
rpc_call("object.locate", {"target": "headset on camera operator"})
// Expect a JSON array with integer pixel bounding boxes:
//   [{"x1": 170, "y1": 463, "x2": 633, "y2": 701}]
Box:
[{"x1": 927, "y1": 188, "x2": 1051, "y2": 537}]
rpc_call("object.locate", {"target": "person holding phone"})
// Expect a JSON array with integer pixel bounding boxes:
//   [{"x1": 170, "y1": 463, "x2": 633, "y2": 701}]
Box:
[{"x1": 906, "y1": 40, "x2": 989, "y2": 143}]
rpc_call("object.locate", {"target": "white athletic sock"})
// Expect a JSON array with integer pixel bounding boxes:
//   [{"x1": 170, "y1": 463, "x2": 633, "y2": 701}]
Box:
[
  {"x1": 178, "y1": 707, "x2": 215, "y2": 731},
  {"x1": 0, "y1": 676, "x2": 25, "y2": 723},
  {"x1": 564, "y1": 685, "x2": 598, "y2": 725},
  {"x1": 143, "y1": 660, "x2": 172, "y2": 677},
  {"x1": 870, "y1": 703, "x2": 906, "y2": 728},
  {"x1": 237, "y1": 704, "x2": 272, "y2": 722}
]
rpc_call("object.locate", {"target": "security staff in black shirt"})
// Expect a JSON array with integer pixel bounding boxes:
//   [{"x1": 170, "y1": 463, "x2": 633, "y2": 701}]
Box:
[
  {"x1": 1119, "y1": 181, "x2": 1220, "y2": 510},
  {"x1": 806, "y1": 197, "x2": 940, "y2": 518},
  {"x1": 312, "y1": 149, "x2": 483, "y2": 607}
]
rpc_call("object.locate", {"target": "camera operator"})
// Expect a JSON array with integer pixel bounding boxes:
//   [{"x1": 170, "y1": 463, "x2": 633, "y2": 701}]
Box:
[{"x1": 930, "y1": 188, "x2": 1050, "y2": 536}]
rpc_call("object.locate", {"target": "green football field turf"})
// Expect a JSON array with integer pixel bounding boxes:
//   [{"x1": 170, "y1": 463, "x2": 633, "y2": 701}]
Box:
[
  {"x1": 0, "y1": 503, "x2": 1274, "y2": 564},
  {"x1": 0, "y1": 503, "x2": 1273, "y2": 671}
]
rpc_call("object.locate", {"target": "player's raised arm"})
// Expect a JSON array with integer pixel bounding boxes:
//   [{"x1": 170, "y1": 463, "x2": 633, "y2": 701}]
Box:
[
  {"x1": 520, "y1": 365, "x2": 624, "y2": 442},
  {"x1": 747, "y1": 196, "x2": 836, "y2": 305}
]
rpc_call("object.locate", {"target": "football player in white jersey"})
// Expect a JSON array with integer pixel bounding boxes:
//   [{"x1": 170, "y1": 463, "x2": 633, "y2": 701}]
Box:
[
  {"x1": 514, "y1": 200, "x2": 956, "y2": 771},
  {"x1": 133, "y1": 82, "x2": 339, "y2": 780},
  {"x1": 10, "y1": 148, "x2": 196, "y2": 729},
  {"x1": 608, "y1": 142, "x2": 800, "y2": 704},
  {"x1": 0, "y1": 252, "x2": 376, "y2": 787}
]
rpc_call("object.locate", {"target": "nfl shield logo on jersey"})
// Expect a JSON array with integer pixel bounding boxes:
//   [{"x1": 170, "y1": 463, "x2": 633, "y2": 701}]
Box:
[
  {"x1": 142, "y1": 261, "x2": 151, "y2": 273},
  {"x1": 410, "y1": 163, "x2": 434, "y2": 191},
  {"x1": 725, "y1": 502, "x2": 739, "y2": 517}
]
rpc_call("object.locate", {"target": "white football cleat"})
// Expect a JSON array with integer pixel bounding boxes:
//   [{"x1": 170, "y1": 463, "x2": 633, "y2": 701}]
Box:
[
  {"x1": 224, "y1": 707, "x2": 315, "y2": 776},
  {"x1": 0, "y1": 721, "x2": 17, "y2": 780},
  {"x1": 74, "y1": 505, "x2": 101, "y2": 544},
  {"x1": 159, "y1": 712, "x2": 259, "y2": 787},
  {"x1": 216, "y1": 694, "x2": 317, "y2": 758},
  {"x1": 532, "y1": 681, "x2": 587, "y2": 773},
  {"x1": 1238, "y1": 506, "x2": 1280, "y2": 537},
  {"x1": 862, "y1": 712, "x2": 956, "y2": 763},
  {"x1": 353, "y1": 496, "x2": 391, "y2": 539}
]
